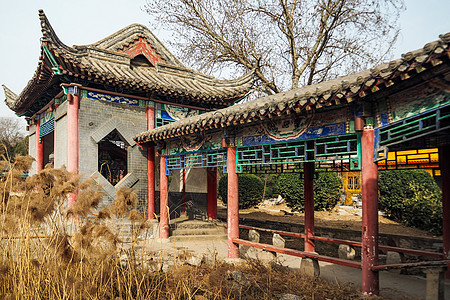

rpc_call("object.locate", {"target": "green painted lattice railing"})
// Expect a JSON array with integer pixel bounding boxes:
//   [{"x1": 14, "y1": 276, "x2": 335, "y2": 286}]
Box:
[
  {"x1": 236, "y1": 134, "x2": 360, "y2": 173},
  {"x1": 39, "y1": 116, "x2": 55, "y2": 138},
  {"x1": 164, "y1": 135, "x2": 360, "y2": 174},
  {"x1": 166, "y1": 149, "x2": 227, "y2": 174},
  {"x1": 377, "y1": 104, "x2": 450, "y2": 155}
]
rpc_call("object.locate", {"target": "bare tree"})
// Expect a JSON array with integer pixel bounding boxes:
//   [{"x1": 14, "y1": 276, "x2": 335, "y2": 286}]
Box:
[
  {"x1": 0, "y1": 117, "x2": 26, "y2": 161},
  {"x1": 144, "y1": 0, "x2": 404, "y2": 94}
]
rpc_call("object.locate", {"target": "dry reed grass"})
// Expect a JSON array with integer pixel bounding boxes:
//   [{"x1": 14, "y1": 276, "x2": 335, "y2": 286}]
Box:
[{"x1": 0, "y1": 151, "x2": 401, "y2": 299}]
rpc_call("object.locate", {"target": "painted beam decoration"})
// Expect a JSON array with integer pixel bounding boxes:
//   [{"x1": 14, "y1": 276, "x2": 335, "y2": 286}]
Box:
[
  {"x1": 156, "y1": 103, "x2": 205, "y2": 127},
  {"x1": 375, "y1": 80, "x2": 450, "y2": 158},
  {"x1": 161, "y1": 78, "x2": 450, "y2": 173},
  {"x1": 388, "y1": 80, "x2": 450, "y2": 123},
  {"x1": 166, "y1": 131, "x2": 223, "y2": 156},
  {"x1": 240, "y1": 106, "x2": 350, "y2": 147},
  {"x1": 85, "y1": 91, "x2": 141, "y2": 106},
  {"x1": 39, "y1": 110, "x2": 55, "y2": 138},
  {"x1": 162, "y1": 105, "x2": 360, "y2": 173}
]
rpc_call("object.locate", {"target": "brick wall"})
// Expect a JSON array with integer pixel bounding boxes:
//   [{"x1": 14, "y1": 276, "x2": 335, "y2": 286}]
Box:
[
  {"x1": 28, "y1": 126, "x2": 36, "y2": 175},
  {"x1": 45, "y1": 92, "x2": 211, "y2": 218},
  {"x1": 78, "y1": 95, "x2": 148, "y2": 211},
  {"x1": 54, "y1": 102, "x2": 68, "y2": 168}
]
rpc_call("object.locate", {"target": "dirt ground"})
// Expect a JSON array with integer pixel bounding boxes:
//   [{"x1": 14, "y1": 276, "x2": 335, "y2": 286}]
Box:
[{"x1": 218, "y1": 200, "x2": 442, "y2": 239}]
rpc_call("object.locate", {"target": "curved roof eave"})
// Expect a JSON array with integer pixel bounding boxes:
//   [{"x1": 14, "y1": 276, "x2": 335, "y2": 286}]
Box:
[{"x1": 133, "y1": 32, "x2": 450, "y2": 144}]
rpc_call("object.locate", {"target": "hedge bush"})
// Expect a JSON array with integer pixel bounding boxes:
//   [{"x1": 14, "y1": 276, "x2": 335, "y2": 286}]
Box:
[
  {"x1": 218, "y1": 174, "x2": 264, "y2": 209},
  {"x1": 276, "y1": 171, "x2": 342, "y2": 212},
  {"x1": 258, "y1": 174, "x2": 278, "y2": 199},
  {"x1": 378, "y1": 170, "x2": 442, "y2": 235}
]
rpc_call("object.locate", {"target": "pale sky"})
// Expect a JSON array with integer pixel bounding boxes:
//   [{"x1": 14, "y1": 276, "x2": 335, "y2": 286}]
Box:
[{"x1": 1, "y1": 0, "x2": 449, "y2": 129}]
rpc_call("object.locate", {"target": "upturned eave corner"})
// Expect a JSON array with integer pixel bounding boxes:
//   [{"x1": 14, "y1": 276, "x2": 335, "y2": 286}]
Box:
[
  {"x1": 38, "y1": 9, "x2": 75, "y2": 53},
  {"x1": 2, "y1": 85, "x2": 19, "y2": 110}
]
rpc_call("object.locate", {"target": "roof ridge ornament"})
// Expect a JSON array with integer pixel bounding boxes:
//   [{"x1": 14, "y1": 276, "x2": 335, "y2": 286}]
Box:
[
  {"x1": 38, "y1": 9, "x2": 75, "y2": 53},
  {"x1": 2, "y1": 85, "x2": 19, "y2": 109},
  {"x1": 123, "y1": 37, "x2": 162, "y2": 66}
]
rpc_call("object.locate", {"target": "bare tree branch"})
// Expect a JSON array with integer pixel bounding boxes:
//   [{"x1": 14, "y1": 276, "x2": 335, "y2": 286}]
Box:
[
  {"x1": 0, "y1": 117, "x2": 26, "y2": 161},
  {"x1": 144, "y1": 0, "x2": 405, "y2": 94}
]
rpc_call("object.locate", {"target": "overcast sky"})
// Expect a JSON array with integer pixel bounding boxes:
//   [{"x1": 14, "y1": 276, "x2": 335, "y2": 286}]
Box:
[{"x1": 1, "y1": 0, "x2": 449, "y2": 128}]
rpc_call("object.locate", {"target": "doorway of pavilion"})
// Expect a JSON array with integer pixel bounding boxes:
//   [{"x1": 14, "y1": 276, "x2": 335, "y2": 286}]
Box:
[
  {"x1": 159, "y1": 167, "x2": 216, "y2": 221},
  {"x1": 42, "y1": 131, "x2": 54, "y2": 167}
]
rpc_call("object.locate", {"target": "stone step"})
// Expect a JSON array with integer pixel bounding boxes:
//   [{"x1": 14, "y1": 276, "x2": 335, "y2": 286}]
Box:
[
  {"x1": 169, "y1": 234, "x2": 227, "y2": 242},
  {"x1": 171, "y1": 227, "x2": 226, "y2": 236}
]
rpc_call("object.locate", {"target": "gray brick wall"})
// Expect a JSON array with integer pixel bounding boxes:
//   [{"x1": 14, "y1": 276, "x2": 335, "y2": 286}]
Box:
[
  {"x1": 78, "y1": 96, "x2": 148, "y2": 211},
  {"x1": 28, "y1": 129, "x2": 36, "y2": 175},
  {"x1": 54, "y1": 114, "x2": 68, "y2": 169},
  {"x1": 55, "y1": 100, "x2": 67, "y2": 119},
  {"x1": 42, "y1": 92, "x2": 210, "y2": 218}
]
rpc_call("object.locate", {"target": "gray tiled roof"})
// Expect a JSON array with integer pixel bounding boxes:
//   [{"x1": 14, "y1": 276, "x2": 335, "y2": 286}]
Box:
[
  {"x1": 134, "y1": 32, "x2": 450, "y2": 144},
  {"x1": 3, "y1": 10, "x2": 255, "y2": 116}
]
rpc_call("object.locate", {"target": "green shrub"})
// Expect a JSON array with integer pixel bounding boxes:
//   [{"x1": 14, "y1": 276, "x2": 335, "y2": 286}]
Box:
[
  {"x1": 378, "y1": 170, "x2": 442, "y2": 235},
  {"x1": 276, "y1": 171, "x2": 342, "y2": 212},
  {"x1": 314, "y1": 172, "x2": 343, "y2": 210},
  {"x1": 218, "y1": 174, "x2": 264, "y2": 209},
  {"x1": 257, "y1": 174, "x2": 278, "y2": 199},
  {"x1": 276, "y1": 173, "x2": 303, "y2": 210}
]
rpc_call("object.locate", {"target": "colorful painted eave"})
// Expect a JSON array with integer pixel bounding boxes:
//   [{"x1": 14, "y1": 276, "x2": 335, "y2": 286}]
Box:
[
  {"x1": 3, "y1": 10, "x2": 256, "y2": 117},
  {"x1": 133, "y1": 32, "x2": 450, "y2": 144}
]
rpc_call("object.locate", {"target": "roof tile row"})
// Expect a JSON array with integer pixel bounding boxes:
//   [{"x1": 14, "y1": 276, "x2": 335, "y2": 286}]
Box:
[{"x1": 134, "y1": 32, "x2": 450, "y2": 144}]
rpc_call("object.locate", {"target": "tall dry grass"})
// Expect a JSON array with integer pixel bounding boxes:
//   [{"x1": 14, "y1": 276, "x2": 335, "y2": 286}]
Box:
[{"x1": 0, "y1": 151, "x2": 394, "y2": 299}]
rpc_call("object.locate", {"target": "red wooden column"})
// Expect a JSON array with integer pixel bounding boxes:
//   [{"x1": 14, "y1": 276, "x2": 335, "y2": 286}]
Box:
[
  {"x1": 304, "y1": 162, "x2": 315, "y2": 252},
  {"x1": 67, "y1": 92, "x2": 79, "y2": 208},
  {"x1": 146, "y1": 104, "x2": 156, "y2": 219},
  {"x1": 182, "y1": 168, "x2": 186, "y2": 215},
  {"x1": 207, "y1": 167, "x2": 218, "y2": 219},
  {"x1": 53, "y1": 103, "x2": 58, "y2": 165},
  {"x1": 227, "y1": 146, "x2": 239, "y2": 258},
  {"x1": 160, "y1": 155, "x2": 169, "y2": 239},
  {"x1": 35, "y1": 118, "x2": 44, "y2": 172},
  {"x1": 440, "y1": 145, "x2": 450, "y2": 278},
  {"x1": 361, "y1": 126, "x2": 379, "y2": 295}
]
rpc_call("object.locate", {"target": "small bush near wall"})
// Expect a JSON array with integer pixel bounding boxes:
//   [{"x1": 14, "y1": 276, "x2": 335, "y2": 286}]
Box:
[
  {"x1": 378, "y1": 169, "x2": 442, "y2": 235},
  {"x1": 276, "y1": 171, "x2": 342, "y2": 212},
  {"x1": 218, "y1": 174, "x2": 264, "y2": 209}
]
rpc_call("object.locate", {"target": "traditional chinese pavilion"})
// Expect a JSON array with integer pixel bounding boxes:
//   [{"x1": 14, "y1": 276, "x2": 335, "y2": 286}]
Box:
[
  {"x1": 134, "y1": 32, "x2": 450, "y2": 295},
  {"x1": 3, "y1": 10, "x2": 254, "y2": 214}
]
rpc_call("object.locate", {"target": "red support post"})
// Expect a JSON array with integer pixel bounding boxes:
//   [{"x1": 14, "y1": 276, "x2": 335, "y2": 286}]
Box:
[
  {"x1": 67, "y1": 92, "x2": 79, "y2": 208},
  {"x1": 35, "y1": 119, "x2": 44, "y2": 172},
  {"x1": 160, "y1": 155, "x2": 169, "y2": 239},
  {"x1": 146, "y1": 105, "x2": 156, "y2": 219},
  {"x1": 53, "y1": 104, "x2": 57, "y2": 165},
  {"x1": 207, "y1": 167, "x2": 218, "y2": 219},
  {"x1": 147, "y1": 147, "x2": 156, "y2": 219},
  {"x1": 182, "y1": 169, "x2": 186, "y2": 215},
  {"x1": 440, "y1": 145, "x2": 450, "y2": 278},
  {"x1": 304, "y1": 162, "x2": 315, "y2": 252},
  {"x1": 227, "y1": 147, "x2": 239, "y2": 258},
  {"x1": 361, "y1": 126, "x2": 379, "y2": 296}
]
